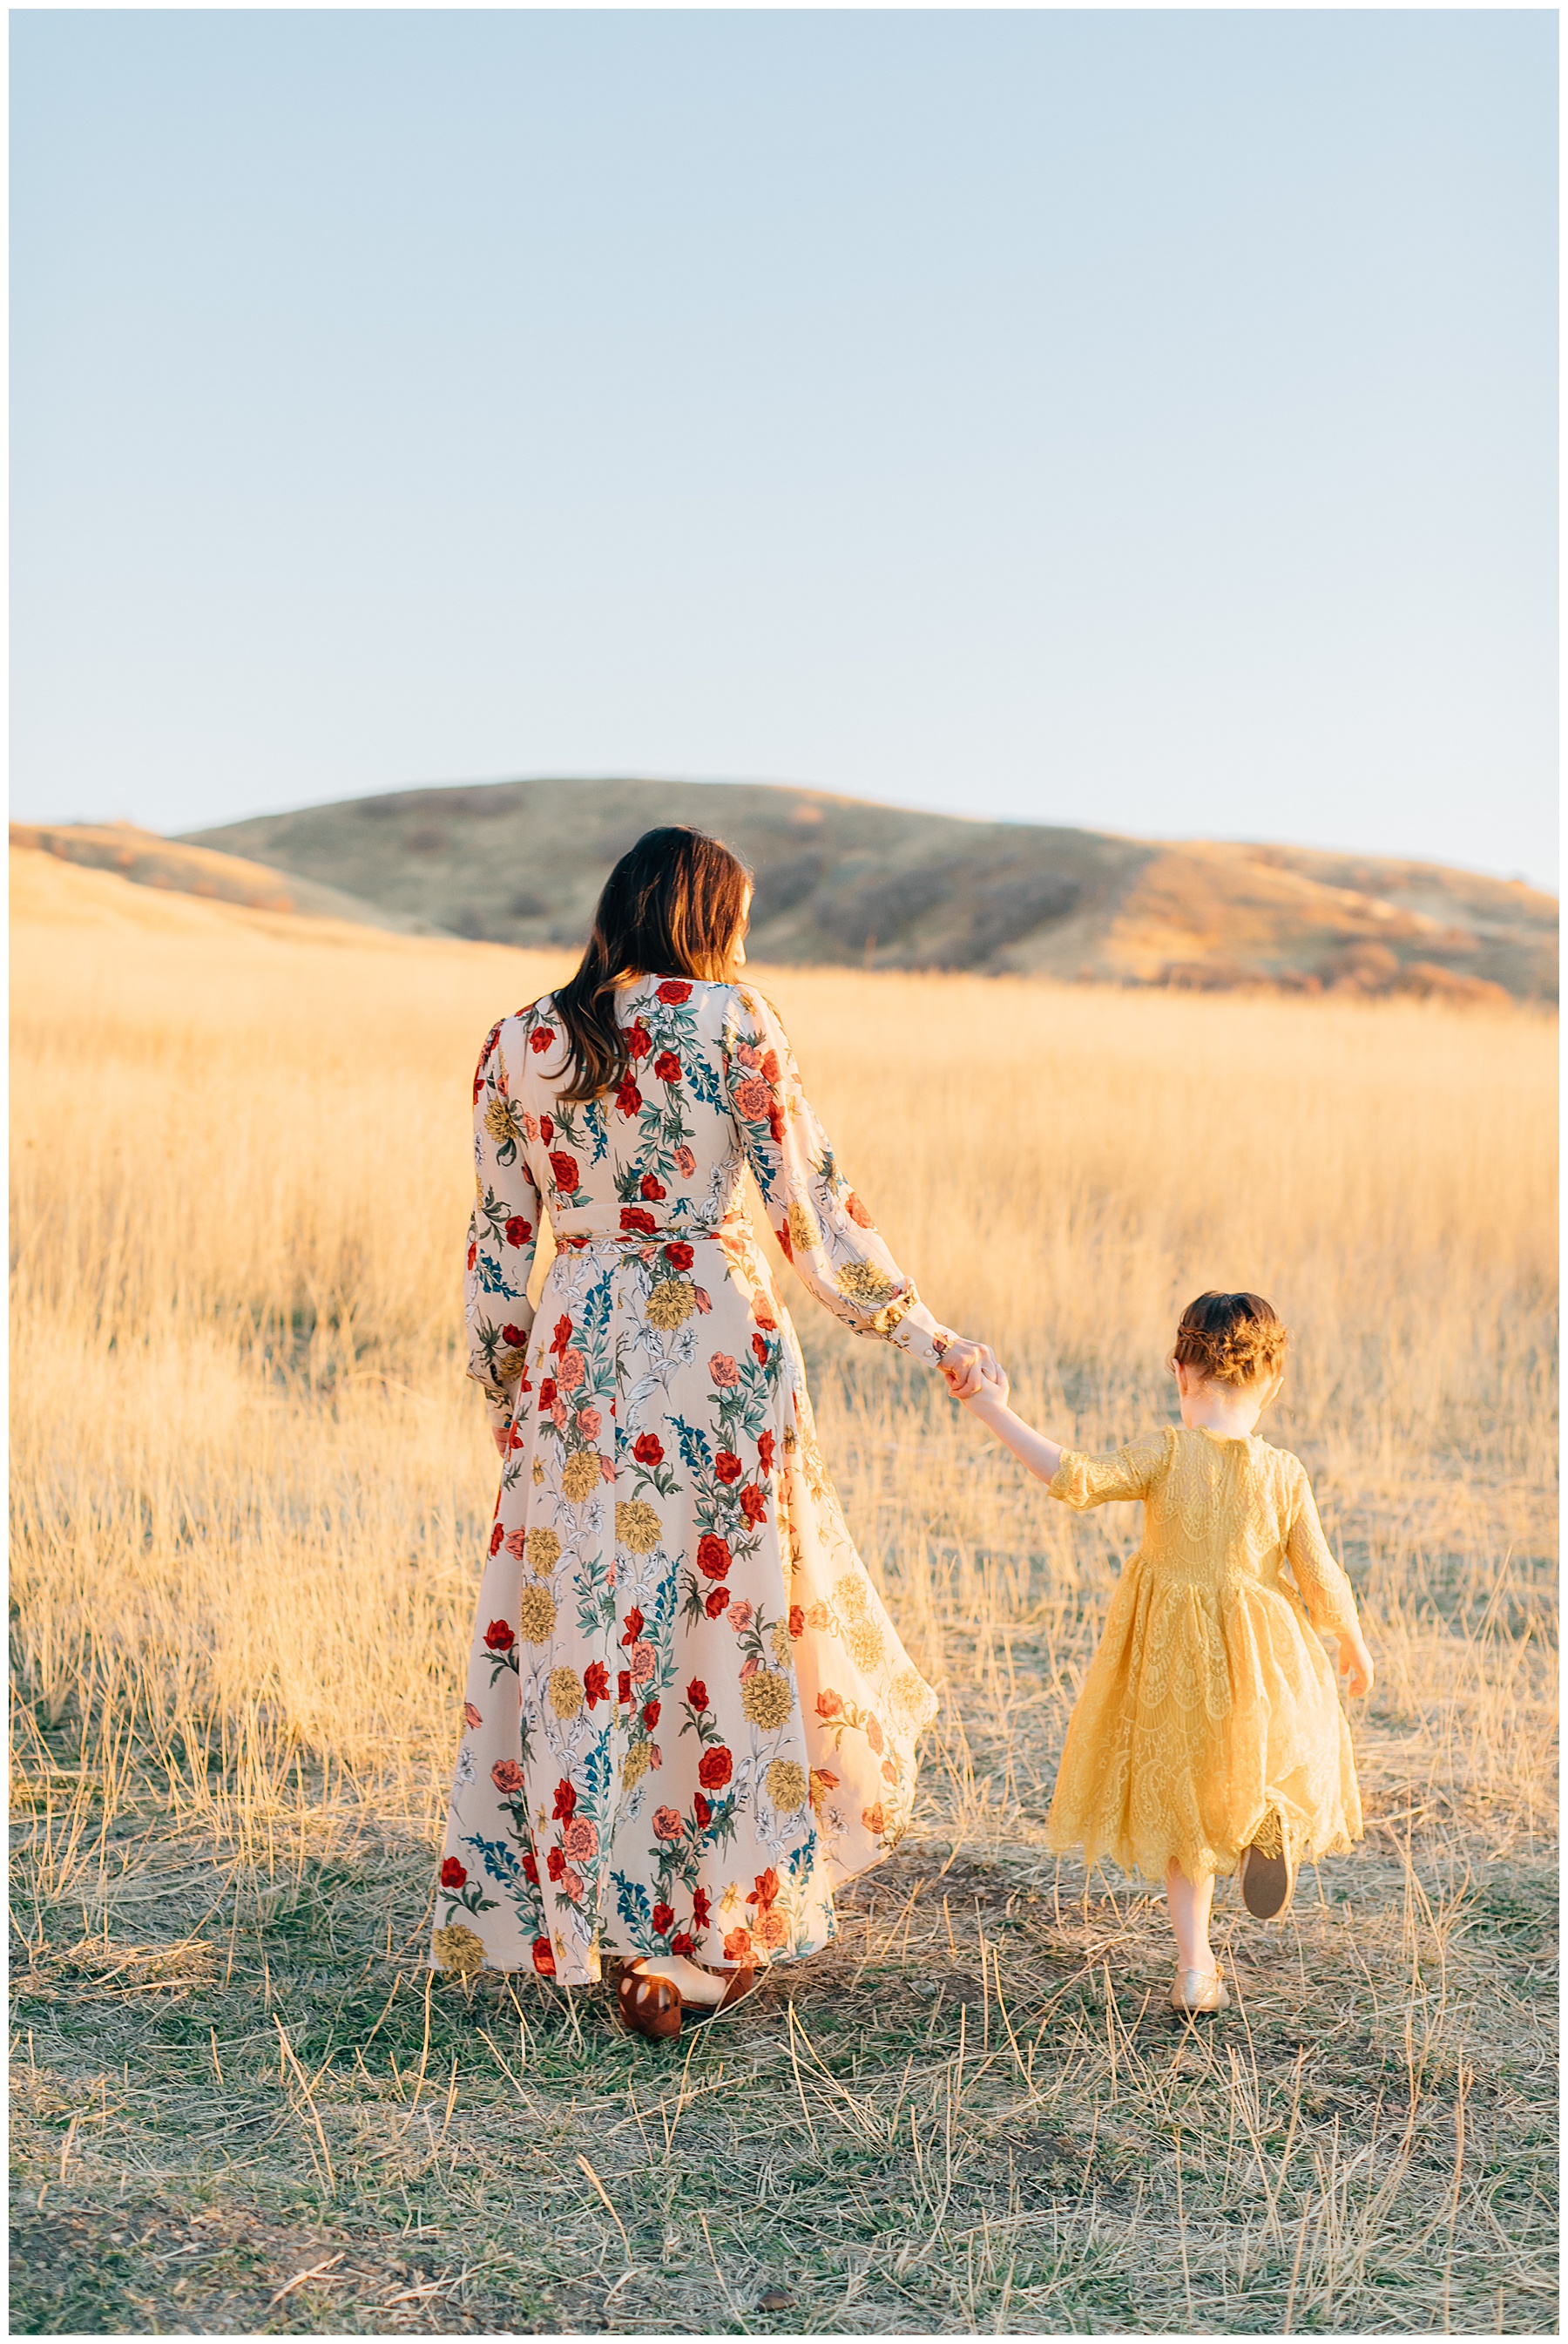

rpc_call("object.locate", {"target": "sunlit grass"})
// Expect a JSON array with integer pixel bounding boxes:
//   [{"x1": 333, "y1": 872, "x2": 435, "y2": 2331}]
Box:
[{"x1": 10, "y1": 850, "x2": 1557, "y2": 2333}]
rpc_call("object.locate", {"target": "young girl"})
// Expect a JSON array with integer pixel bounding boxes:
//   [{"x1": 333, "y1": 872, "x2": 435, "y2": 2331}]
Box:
[{"x1": 950, "y1": 1291, "x2": 1374, "y2": 2013}]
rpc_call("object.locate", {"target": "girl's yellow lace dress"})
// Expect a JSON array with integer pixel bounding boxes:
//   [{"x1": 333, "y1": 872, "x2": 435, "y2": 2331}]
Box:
[{"x1": 1046, "y1": 1426, "x2": 1363, "y2": 1884}]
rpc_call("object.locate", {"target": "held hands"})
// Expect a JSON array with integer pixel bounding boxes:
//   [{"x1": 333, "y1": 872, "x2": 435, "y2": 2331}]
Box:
[
  {"x1": 1337, "y1": 1630, "x2": 1375, "y2": 1697},
  {"x1": 941, "y1": 1340, "x2": 1009, "y2": 1409}
]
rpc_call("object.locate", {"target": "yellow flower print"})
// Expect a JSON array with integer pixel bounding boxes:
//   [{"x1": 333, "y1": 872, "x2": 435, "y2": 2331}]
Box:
[
  {"x1": 561, "y1": 1450, "x2": 602, "y2": 1504},
  {"x1": 517, "y1": 1584, "x2": 558, "y2": 1643},
  {"x1": 889, "y1": 1667, "x2": 929, "y2": 1724},
  {"x1": 765, "y1": 1758, "x2": 808, "y2": 1812},
  {"x1": 645, "y1": 1277, "x2": 696, "y2": 1331},
  {"x1": 623, "y1": 1741, "x2": 652, "y2": 1790},
  {"x1": 740, "y1": 1669, "x2": 794, "y2": 1731},
  {"x1": 433, "y1": 1924, "x2": 485, "y2": 1980},
  {"x1": 787, "y1": 1202, "x2": 821, "y2": 1256},
  {"x1": 525, "y1": 1528, "x2": 561, "y2": 1576},
  {"x1": 615, "y1": 1500, "x2": 662, "y2": 1555},
  {"x1": 483, "y1": 1097, "x2": 526, "y2": 1148},
  {"x1": 846, "y1": 1616, "x2": 886, "y2": 1673},
  {"x1": 497, "y1": 1348, "x2": 526, "y2": 1381},
  {"x1": 548, "y1": 1667, "x2": 584, "y2": 1719},
  {"x1": 531, "y1": 1460, "x2": 545, "y2": 1485},
  {"x1": 835, "y1": 1261, "x2": 896, "y2": 1306},
  {"x1": 768, "y1": 1621, "x2": 794, "y2": 1667},
  {"x1": 833, "y1": 1573, "x2": 870, "y2": 1621}
]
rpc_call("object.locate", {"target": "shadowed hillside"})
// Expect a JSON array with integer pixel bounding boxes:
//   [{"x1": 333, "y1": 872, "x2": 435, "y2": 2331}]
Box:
[{"x1": 175, "y1": 774, "x2": 1549, "y2": 1002}]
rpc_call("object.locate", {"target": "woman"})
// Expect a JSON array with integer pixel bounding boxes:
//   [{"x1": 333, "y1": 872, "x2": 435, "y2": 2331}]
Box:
[{"x1": 433, "y1": 827, "x2": 997, "y2": 2035}]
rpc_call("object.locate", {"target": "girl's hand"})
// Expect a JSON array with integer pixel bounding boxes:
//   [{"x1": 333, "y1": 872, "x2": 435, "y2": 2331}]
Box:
[
  {"x1": 961, "y1": 1361, "x2": 1010, "y2": 1411},
  {"x1": 1337, "y1": 1631, "x2": 1375, "y2": 1697},
  {"x1": 940, "y1": 1336, "x2": 1001, "y2": 1400}
]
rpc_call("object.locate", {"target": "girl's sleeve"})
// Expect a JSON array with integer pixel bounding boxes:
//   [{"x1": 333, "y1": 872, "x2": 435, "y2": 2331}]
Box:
[
  {"x1": 1050, "y1": 1432, "x2": 1173, "y2": 1509},
  {"x1": 465, "y1": 1015, "x2": 544, "y2": 1440},
  {"x1": 1284, "y1": 1466, "x2": 1362, "y2": 1635},
  {"x1": 722, "y1": 986, "x2": 955, "y2": 1371}
]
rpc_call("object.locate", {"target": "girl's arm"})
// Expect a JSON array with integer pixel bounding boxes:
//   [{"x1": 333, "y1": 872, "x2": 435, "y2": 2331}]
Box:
[{"x1": 950, "y1": 1367, "x2": 1064, "y2": 1484}]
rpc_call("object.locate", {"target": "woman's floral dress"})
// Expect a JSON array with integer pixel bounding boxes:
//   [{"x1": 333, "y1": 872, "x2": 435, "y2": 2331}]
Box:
[{"x1": 434, "y1": 975, "x2": 951, "y2": 1986}]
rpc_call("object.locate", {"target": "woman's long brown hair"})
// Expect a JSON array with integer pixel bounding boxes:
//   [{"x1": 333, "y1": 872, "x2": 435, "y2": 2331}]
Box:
[{"x1": 552, "y1": 827, "x2": 753, "y2": 1101}]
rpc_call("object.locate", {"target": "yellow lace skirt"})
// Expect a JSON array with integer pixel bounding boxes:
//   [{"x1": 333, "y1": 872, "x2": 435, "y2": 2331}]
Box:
[{"x1": 1047, "y1": 1557, "x2": 1362, "y2": 1886}]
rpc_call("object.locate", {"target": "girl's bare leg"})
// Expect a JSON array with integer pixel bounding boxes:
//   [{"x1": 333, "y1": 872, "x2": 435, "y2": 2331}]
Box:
[{"x1": 1165, "y1": 1860, "x2": 1217, "y2": 1973}]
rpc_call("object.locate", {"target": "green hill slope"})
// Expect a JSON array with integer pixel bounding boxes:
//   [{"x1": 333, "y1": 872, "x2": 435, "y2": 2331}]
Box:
[{"x1": 177, "y1": 776, "x2": 1557, "y2": 1001}]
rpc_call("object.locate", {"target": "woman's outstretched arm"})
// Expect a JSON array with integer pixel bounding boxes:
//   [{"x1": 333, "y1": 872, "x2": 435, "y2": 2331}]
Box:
[{"x1": 721, "y1": 984, "x2": 997, "y2": 1386}]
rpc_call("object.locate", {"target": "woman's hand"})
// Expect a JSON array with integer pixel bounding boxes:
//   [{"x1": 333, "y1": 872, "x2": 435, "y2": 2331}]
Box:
[
  {"x1": 940, "y1": 1337, "x2": 1002, "y2": 1400},
  {"x1": 493, "y1": 1423, "x2": 510, "y2": 1459},
  {"x1": 1337, "y1": 1630, "x2": 1375, "y2": 1697}
]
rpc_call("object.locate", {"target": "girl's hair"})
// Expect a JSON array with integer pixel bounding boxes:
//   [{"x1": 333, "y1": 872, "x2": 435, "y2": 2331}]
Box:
[
  {"x1": 1173, "y1": 1291, "x2": 1289, "y2": 1388},
  {"x1": 552, "y1": 826, "x2": 753, "y2": 1101}
]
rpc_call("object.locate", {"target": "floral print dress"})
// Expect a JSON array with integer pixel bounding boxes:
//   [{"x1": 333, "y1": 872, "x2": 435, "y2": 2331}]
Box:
[{"x1": 434, "y1": 975, "x2": 951, "y2": 1986}]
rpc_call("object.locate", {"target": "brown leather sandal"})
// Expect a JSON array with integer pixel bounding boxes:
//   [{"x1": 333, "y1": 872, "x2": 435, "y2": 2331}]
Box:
[{"x1": 617, "y1": 1960, "x2": 682, "y2": 2040}]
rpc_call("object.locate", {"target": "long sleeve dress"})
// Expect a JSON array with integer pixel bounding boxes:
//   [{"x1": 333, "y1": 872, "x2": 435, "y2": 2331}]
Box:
[
  {"x1": 1044, "y1": 1426, "x2": 1364, "y2": 1886},
  {"x1": 434, "y1": 976, "x2": 951, "y2": 1986}
]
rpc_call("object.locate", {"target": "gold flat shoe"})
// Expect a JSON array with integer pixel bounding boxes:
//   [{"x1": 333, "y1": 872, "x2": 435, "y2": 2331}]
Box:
[
  {"x1": 1240, "y1": 1829, "x2": 1296, "y2": 1921},
  {"x1": 1170, "y1": 1966, "x2": 1230, "y2": 2015}
]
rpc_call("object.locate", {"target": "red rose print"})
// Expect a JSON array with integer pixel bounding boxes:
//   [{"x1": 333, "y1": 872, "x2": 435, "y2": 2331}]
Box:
[
  {"x1": 557, "y1": 1347, "x2": 585, "y2": 1392},
  {"x1": 639, "y1": 1173, "x2": 666, "y2": 1202},
  {"x1": 845, "y1": 1189, "x2": 874, "y2": 1228},
  {"x1": 547, "y1": 1845, "x2": 566, "y2": 1880},
  {"x1": 614, "y1": 1074, "x2": 642, "y2": 1116},
  {"x1": 549, "y1": 1151, "x2": 580, "y2": 1193},
  {"x1": 776, "y1": 1221, "x2": 794, "y2": 1261},
  {"x1": 714, "y1": 1450, "x2": 743, "y2": 1485},
  {"x1": 584, "y1": 1661, "x2": 610, "y2": 1707},
  {"x1": 704, "y1": 1587, "x2": 729, "y2": 1619},
  {"x1": 788, "y1": 1605, "x2": 804, "y2": 1637},
  {"x1": 539, "y1": 1115, "x2": 554, "y2": 1147},
  {"x1": 532, "y1": 1938, "x2": 557, "y2": 1976},
  {"x1": 760, "y1": 1049, "x2": 781, "y2": 1083},
  {"x1": 464, "y1": 1701, "x2": 483, "y2": 1727},
  {"x1": 865, "y1": 1712, "x2": 884, "y2": 1755},
  {"x1": 652, "y1": 1902, "x2": 675, "y2": 1936},
  {"x1": 642, "y1": 1699, "x2": 661, "y2": 1730},
  {"x1": 439, "y1": 1857, "x2": 467, "y2": 1888},
  {"x1": 491, "y1": 1759, "x2": 524, "y2": 1793},
  {"x1": 652, "y1": 1805, "x2": 683, "y2": 1840},
  {"x1": 671, "y1": 1930, "x2": 695, "y2": 1956},
  {"x1": 551, "y1": 1778, "x2": 577, "y2": 1822},
  {"x1": 816, "y1": 1689, "x2": 843, "y2": 1719},
  {"x1": 656, "y1": 980, "x2": 692, "y2": 1004},
  {"x1": 653, "y1": 1050, "x2": 681, "y2": 1082},
  {"x1": 538, "y1": 1379, "x2": 558, "y2": 1410},
  {"x1": 740, "y1": 1486, "x2": 767, "y2": 1525},
  {"x1": 747, "y1": 1866, "x2": 781, "y2": 1910},
  {"x1": 466, "y1": 1241, "x2": 476, "y2": 1270},
  {"x1": 563, "y1": 1816, "x2": 598, "y2": 1862},
  {"x1": 674, "y1": 1145, "x2": 696, "y2": 1177},
  {"x1": 751, "y1": 1334, "x2": 768, "y2": 1367},
  {"x1": 758, "y1": 1430, "x2": 776, "y2": 1473},
  {"x1": 484, "y1": 1619, "x2": 515, "y2": 1651},
  {"x1": 694, "y1": 1289, "x2": 712, "y2": 1314},
  {"x1": 862, "y1": 1802, "x2": 887, "y2": 1836},
  {"x1": 622, "y1": 1608, "x2": 645, "y2": 1643},
  {"x1": 723, "y1": 1927, "x2": 754, "y2": 1962},
  {"x1": 502, "y1": 1324, "x2": 528, "y2": 1347},
  {"x1": 522, "y1": 1851, "x2": 539, "y2": 1884},
  {"x1": 663, "y1": 1242, "x2": 694, "y2": 1271},
  {"x1": 698, "y1": 1746, "x2": 733, "y2": 1791},
  {"x1": 686, "y1": 1677, "x2": 709, "y2": 1711},
  {"x1": 530, "y1": 1026, "x2": 555, "y2": 1054},
  {"x1": 693, "y1": 1798, "x2": 713, "y2": 1833},
  {"x1": 696, "y1": 1533, "x2": 732, "y2": 1582},
  {"x1": 504, "y1": 1216, "x2": 533, "y2": 1247},
  {"x1": 551, "y1": 1315, "x2": 572, "y2": 1354},
  {"x1": 620, "y1": 1206, "x2": 658, "y2": 1236},
  {"x1": 626, "y1": 1021, "x2": 652, "y2": 1059},
  {"x1": 489, "y1": 1522, "x2": 505, "y2": 1556},
  {"x1": 633, "y1": 1433, "x2": 665, "y2": 1466},
  {"x1": 754, "y1": 1298, "x2": 777, "y2": 1330},
  {"x1": 708, "y1": 1353, "x2": 740, "y2": 1389},
  {"x1": 618, "y1": 1669, "x2": 632, "y2": 1705},
  {"x1": 734, "y1": 1077, "x2": 772, "y2": 1121}
]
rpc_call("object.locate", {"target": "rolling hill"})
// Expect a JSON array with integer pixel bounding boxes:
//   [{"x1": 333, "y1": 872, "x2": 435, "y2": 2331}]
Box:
[{"x1": 181, "y1": 777, "x2": 1556, "y2": 1003}]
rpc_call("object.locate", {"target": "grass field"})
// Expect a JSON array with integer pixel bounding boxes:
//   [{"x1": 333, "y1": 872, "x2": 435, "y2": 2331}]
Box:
[{"x1": 10, "y1": 845, "x2": 1558, "y2": 2334}]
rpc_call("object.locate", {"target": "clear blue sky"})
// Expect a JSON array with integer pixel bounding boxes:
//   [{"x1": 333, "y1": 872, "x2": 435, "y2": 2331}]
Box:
[{"x1": 10, "y1": 10, "x2": 1558, "y2": 884}]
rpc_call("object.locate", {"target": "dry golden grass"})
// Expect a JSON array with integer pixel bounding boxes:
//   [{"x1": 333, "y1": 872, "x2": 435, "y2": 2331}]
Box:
[{"x1": 10, "y1": 845, "x2": 1558, "y2": 2334}]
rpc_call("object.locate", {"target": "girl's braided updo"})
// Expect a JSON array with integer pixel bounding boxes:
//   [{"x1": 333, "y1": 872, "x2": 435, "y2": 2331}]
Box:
[{"x1": 1172, "y1": 1291, "x2": 1288, "y2": 1389}]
